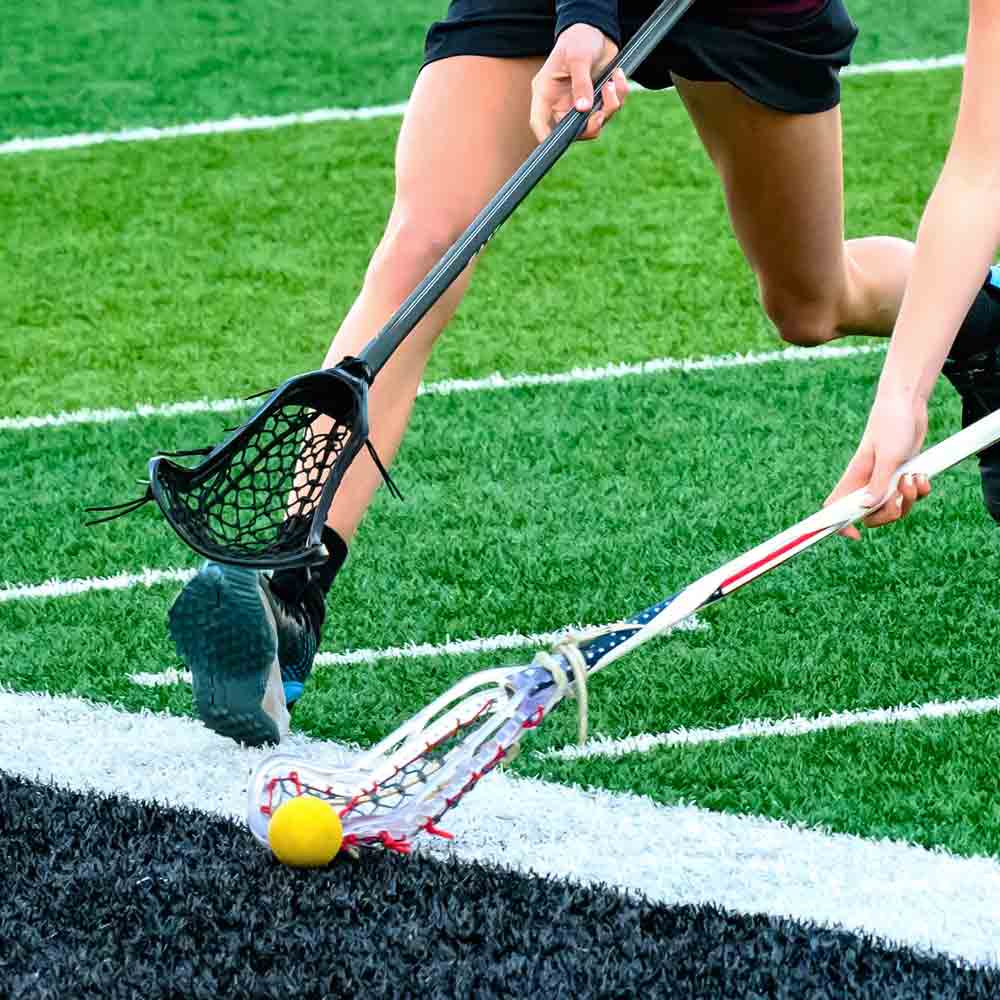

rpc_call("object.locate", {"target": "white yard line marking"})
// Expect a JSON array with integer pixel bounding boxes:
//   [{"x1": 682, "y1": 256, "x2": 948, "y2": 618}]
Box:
[
  {"x1": 0, "y1": 560, "x2": 705, "y2": 666},
  {"x1": 0, "y1": 567, "x2": 197, "y2": 603},
  {"x1": 841, "y1": 53, "x2": 966, "y2": 76},
  {"x1": 540, "y1": 696, "x2": 1000, "y2": 761},
  {"x1": 0, "y1": 343, "x2": 884, "y2": 433},
  {"x1": 0, "y1": 103, "x2": 409, "y2": 155},
  {"x1": 1, "y1": 395, "x2": 255, "y2": 432},
  {"x1": 0, "y1": 54, "x2": 964, "y2": 157},
  {"x1": 129, "y1": 617, "x2": 705, "y2": 683},
  {"x1": 2, "y1": 689, "x2": 998, "y2": 967}
]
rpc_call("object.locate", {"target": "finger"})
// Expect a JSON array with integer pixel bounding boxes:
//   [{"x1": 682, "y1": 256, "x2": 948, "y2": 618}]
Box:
[
  {"x1": 529, "y1": 106, "x2": 550, "y2": 142},
  {"x1": 601, "y1": 77, "x2": 621, "y2": 117},
  {"x1": 829, "y1": 448, "x2": 876, "y2": 539},
  {"x1": 600, "y1": 71, "x2": 629, "y2": 123},
  {"x1": 615, "y1": 68, "x2": 629, "y2": 104},
  {"x1": 898, "y1": 474, "x2": 918, "y2": 520},
  {"x1": 863, "y1": 452, "x2": 903, "y2": 513},
  {"x1": 863, "y1": 493, "x2": 903, "y2": 528},
  {"x1": 579, "y1": 110, "x2": 605, "y2": 140},
  {"x1": 900, "y1": 473, "x2": 931, "y2": 516},
  {"x1": 569, "y1": 55, "x2": 595, "y2": 112},
  {"x1": 860, "y1": 463, "x2": 908, "y2": 526},
  {"x1": 528, "y1": 83, "x2": 552, "y2": 142}
]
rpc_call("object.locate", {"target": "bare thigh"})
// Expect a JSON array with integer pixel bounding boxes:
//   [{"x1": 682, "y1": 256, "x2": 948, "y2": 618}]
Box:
[
  {"x1": 373, "y1": 55, "x2": 543, "y2": 311},
  {"x1": 672, "y1": 75, "x2": 904, "y2": 344},
  {"x1": 324, "y1": 55, "x2": 543, "y2": 537}
]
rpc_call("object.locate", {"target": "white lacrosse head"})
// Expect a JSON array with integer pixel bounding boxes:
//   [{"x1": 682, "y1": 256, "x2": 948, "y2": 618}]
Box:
[{"x1": 247, "y1": 659, "x2": 568, "y2": 852}]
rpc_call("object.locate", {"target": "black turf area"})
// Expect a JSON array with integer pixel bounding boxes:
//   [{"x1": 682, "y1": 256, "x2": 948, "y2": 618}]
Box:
[{"x1": 1, "y1": 771, "x2": 997, "y2": 999}]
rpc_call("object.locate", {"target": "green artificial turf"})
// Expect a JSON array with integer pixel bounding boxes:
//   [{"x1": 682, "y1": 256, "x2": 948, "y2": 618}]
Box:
[
  {"x1": 1, "y1": 0, "x2": 968, "y2": 141},
  {"x1": 1, "y1": 69, "x2": 960, "y2": 417},
  {"x1": 524, "y1": 712, "x2": 1000, "y2": 860},
  {"x1": 0, "y1": 0, "x2": 433, "y2": 142},
  {"x1": 5, "y1": 9, "x2": 998, "y2": 867},
  {"x1": 4, "y1": 356, "x2": 1000, "y2": 795}
]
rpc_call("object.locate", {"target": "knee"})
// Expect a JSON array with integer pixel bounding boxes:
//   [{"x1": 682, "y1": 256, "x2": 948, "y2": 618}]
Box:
[
  {"x1": 760, "y1": 285, "x2": 840, "y2": 348},
  {"x1": 368, "y1": 212, "x2": 467, "y2": 298}
]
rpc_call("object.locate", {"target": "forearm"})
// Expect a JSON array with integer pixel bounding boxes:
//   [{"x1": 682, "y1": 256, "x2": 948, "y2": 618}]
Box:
[
  {"x1": 879, "y1": 170, "x2": 1000, "y2": 403},
  {"x1": 878, "y1": 0, "x2": 1000, "y2": 404},
  {"x1": 555, "y1": 0, "x2": 620, "y2": 45}
]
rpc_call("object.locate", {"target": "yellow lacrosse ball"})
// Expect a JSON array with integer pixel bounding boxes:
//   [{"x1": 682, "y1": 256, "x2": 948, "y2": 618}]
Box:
[{"x1": 268, "y1": 796, "x2": 343, "y2": 867}]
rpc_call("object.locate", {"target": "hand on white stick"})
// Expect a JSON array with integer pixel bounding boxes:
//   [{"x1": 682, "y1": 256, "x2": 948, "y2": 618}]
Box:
[{"x1": 826, "y1": 390, "x2": 932, "y2": 539}]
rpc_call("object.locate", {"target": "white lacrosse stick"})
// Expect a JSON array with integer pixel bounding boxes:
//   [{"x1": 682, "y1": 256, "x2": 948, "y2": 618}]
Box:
[{"x1": 247, "y1": 409, "x2": 1000, "y2": 854}]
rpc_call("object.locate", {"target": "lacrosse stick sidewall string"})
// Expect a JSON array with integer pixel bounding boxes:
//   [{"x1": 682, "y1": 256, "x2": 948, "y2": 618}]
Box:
[{"x1": 534, "y1": 639, "x2": 590, "y2": 745}]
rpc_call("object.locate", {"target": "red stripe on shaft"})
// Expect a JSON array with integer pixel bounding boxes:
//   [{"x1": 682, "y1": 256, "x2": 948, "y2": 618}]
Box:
[{"x1": 719, "y1": 528, "x2": 825, "y2": 592}]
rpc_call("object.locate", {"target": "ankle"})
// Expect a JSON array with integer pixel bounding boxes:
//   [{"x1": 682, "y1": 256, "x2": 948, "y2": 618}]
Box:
[{"x1": 272, "y1": 528, "x2": 347, "y2": 595}]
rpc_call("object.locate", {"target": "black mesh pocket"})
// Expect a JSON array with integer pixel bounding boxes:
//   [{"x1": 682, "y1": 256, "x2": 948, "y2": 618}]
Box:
[{"x1": 87, "y1": 363, "x2": 379, "y2": 569}]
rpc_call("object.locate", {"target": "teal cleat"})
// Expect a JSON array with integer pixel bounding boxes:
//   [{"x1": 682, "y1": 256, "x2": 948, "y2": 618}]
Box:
[{"x1": 168, "y1": 562, "x2": 321, "y2": 746}]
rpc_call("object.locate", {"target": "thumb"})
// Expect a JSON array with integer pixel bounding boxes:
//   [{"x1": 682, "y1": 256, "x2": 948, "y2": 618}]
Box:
[
  {"x1": 826, "y1": 444, "x2": 875, "y2": 508},
  {"x1": 865, "y1": 451, "x2": 902, "y2": 511},
  {"x1": 826, "y1": 445, "x2": 877, "y2": 541},
  {"x1": 569, "y1": 54, "x2": 595, "y2": 112}
]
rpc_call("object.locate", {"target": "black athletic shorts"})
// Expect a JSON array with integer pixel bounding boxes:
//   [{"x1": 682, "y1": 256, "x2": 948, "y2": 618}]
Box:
[{"x1": 423, "y1": 0, "x2": 859, "y2": 114}]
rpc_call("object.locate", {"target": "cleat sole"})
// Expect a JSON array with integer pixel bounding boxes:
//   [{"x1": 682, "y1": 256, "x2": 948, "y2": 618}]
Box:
[{"x1": 168, "y1": 563, "x2": 285, "y2": 747}]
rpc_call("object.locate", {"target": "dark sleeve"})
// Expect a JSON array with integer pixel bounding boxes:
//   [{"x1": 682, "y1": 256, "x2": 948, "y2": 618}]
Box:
[{"x1": 555, "y1": 1, "x2": 621, "y2": 46}]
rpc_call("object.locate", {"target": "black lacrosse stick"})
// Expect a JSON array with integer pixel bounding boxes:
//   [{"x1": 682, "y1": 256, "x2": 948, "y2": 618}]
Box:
[{"x1": 88, "y1": 0, "x2": 696, "y2": 569}]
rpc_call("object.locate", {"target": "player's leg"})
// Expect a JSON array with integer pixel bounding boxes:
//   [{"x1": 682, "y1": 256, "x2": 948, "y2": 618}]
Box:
[
  {"x1": 612, "y1": 0, "x2": 910, "y2": 346},
  {"x1": 659, "y1": 0, "x2": 1000, "y2": 517},
  {"x1": 671, "y1": 77, "x2": 912, "y2": 346},
  {"x1": 168, "y1": 52, "x2": 542, "y2": 746},
  {"x1": 264, "y1": 53, "x2": 543, "y2": 709},
  {"x1": 318, "y1": 54, "x2": 542, "y2": 543}
]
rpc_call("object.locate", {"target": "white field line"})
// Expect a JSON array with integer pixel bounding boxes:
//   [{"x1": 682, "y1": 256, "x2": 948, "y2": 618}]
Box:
[
  {"x1": 0, "y1": 343, "x2": 885, "y2": 433},
  {"x1": 0, "y1": 54, "x2": 965, "y2": 157},
  {"x1": 841, "y1": 53, "x2": 965, "y2": 76},
  {"x1": 0, "y1": 103, "x2": 409, "y2": 155},
  {"x1": 130, "y1": 616, "x2": 705, "y2": 684},
  {"x1": 541, "y1": 696, "x2": 1000, "y2": 761},
  {"x1": 0, "y1": 567, "x2": 197, "y2": 603},
  {"x1": 0, "y1": 395, "x2": 254, "y2": 432},
  {"x1": 0, "y1": 560, "x2": 705, "y2": 667},
  {"x1": 2, "y1": 689, "x2": 999, "y2": 967}
]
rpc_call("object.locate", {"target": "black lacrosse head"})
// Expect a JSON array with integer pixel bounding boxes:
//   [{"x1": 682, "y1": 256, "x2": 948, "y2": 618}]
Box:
[{"x1": 148, "y1": 361, "x2": 371, "y2": 570}]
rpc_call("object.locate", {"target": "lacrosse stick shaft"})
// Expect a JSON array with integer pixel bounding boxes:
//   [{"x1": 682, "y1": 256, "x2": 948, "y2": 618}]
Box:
[
  {"x1": 357, "y1": 0, "x2": 697, "y2": 378},
  {"x1": 571, "y1": 407, "x2": 1000, "y2": 678},
  {"x1": 713, "y1": 406, "x2": 1000, "y2": 596}
]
